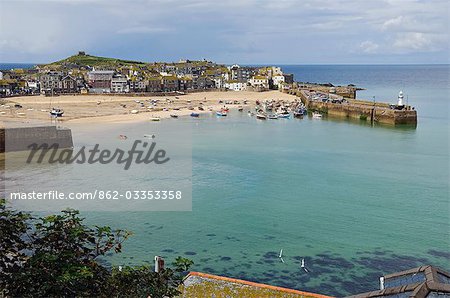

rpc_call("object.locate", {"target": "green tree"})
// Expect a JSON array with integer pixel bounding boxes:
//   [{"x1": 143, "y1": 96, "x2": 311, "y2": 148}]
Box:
[{"x1": 0, "y1": 201, "x2": 193, "y2": 297}]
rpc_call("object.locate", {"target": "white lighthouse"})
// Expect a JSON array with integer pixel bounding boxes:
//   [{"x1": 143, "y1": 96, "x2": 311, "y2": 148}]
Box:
[{"x1": 398, "y1": 91, "x2": 404, "y2": 106}]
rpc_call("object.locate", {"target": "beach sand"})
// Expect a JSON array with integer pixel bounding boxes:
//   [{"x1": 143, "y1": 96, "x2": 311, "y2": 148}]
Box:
[{"x1": 0, "y1": 91, "x2": 297, "y2": 125}]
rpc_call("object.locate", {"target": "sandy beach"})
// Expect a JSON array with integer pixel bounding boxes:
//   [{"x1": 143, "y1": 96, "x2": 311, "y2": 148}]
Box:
[{"x1": 0, "y1": 91, "x2": 297, "y2": 126}]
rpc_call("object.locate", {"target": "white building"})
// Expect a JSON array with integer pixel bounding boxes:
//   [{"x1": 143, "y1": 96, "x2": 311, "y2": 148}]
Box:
[
  {"x1": 249, "y1": 76, "x2": 269, "y2": 91},
  {"x1": 26, "y1": 80, "x2": 39, "y2": 89},
  {"x1": 213, "y1": 77, "x2": 224, "y2": 89},
  {"x1": 111, "y1": 77, "x2": 129, "y2": 93},
  {"x1": 0, "y1": 71, "x2": 3, "y2": 80},
  {"x1": 272, "y1": 75, "x2": 285, "y2": 88},
  {"x1": 224, "y1": 81, "x2": 246, "y2": 91}
]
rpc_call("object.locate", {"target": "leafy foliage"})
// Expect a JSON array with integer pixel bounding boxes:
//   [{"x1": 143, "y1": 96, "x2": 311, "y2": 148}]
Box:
[{"x1": 0, "y1": 200, "x2": 193, "y2": 297}]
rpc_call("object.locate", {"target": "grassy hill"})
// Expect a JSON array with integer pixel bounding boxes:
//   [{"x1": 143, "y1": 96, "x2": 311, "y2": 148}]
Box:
[{"x1": 42, "y1": 52, "x2": 147, "y2": 68}]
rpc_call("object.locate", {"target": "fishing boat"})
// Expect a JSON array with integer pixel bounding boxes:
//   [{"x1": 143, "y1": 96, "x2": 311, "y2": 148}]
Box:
[
  {"x1": 238, "y1": 106, "x2": 243, "y2": 112},
  {"x1": 294, "y1": 107, "x2": 307, "y2": 118},
  {"x1": 268, "y1": 114, "x2": 278, "y2": 120},
  {"x1": 312, "y1": 112, "x2": 322, "y2": 119},
  {"x1": 50, "y1": 108, "x2": 64, "y2": 117},
  {"x1": 149, "y1": 117, "x2": 160, "y2": 121},
  {"x1": 277, "y1": 112, "x2": 290, "y2": 119},
  {"x1": 216, "y1": 110, "x2": 228, "y2": 117},
  {"x1": 190, "y1": 112, "x2": 200, "y2": 117},
  {"x1": 256, "y1": 113, "x2": 267, "y2": 120},
  {"x1": 170, "y1": 114, "x2": 179, "y2": 118},
  {"x1": 144, "y1": 134, "x2": 155, "y2": 139}
]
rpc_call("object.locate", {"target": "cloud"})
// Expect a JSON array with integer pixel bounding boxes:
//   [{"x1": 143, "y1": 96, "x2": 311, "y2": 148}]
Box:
[
  {"x1": 392, "y1": 32, "x2": 435, "y2": 52},
  {"x1": 116, "y1": 26, "x2": 172, "y2": 34},
  {"x1": 0, "y1": 0, "x2": 448, "y2": 63},
  {"x1": 359, "y1": 41, "x2": 379, "y2": 54}
]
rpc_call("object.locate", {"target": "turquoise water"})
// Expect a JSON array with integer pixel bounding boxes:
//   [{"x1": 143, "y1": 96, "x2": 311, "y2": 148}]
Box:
[{"x1": 8, "y1": 65, "x2": 450, "y2": 296}]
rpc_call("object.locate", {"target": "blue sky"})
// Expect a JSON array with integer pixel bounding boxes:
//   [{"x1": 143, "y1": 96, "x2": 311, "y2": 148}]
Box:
[{"x1": 0, "y1": 0, "x2": 448, "y2": 64}]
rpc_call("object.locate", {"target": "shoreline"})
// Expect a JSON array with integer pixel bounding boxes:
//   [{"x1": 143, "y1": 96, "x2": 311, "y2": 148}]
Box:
[{"x1": 0, "y1": 90, "x2": 297, "y2": 126}]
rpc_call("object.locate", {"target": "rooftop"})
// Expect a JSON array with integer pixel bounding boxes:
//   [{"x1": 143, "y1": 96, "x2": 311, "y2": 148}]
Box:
[
  {"x1": 348, "y1": 265, "x2": 450, "y2": 298},
  {"x1": 178, "y1": 271, "x2": 331, "y2": 298}
]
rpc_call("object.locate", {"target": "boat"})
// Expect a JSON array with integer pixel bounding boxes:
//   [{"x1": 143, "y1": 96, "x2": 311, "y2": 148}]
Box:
[
  {"x1": 238, "y1": 106, "x2": 243, "y2": 112},
  {"x1": 118, "y1": 135, "x2": 127, "y2": 140},
  {"x1": 144, "y1": 134, "x2": 155, "y2": 139},
  {"x1": 222, "y1": 107, "x2": 230, "y2": 112},
  {"x1": 312, "y1": 112, "x2": 322, "y2": 119},
  {"x1": 130, "y1": 109, "x2": 139, "y2": 114},
  {"x1": 198, "y1": 106, "x2": 204, "y2": 111},
  {"x1": 50, "y1": 108, "x2": 64, "y2": 117},
  {"x1": 293, "y1": 112, "x2": 304, "y2": 118},
  {"x1": 277, "y1": 113, "x2": 290, "y2": 119},
  {"x1": 190, "y1": 112, "x2": 200, "y2": 117},
  {"x1": 216, "y1": 111, "x2": 227, "y2": 117},
  {"x1": 256, "y1": 113, "x2": 267, "y2": 120},
  {"x1": 170, "y1": 114, "x2": 179, "y2": 118},
  {"x1": 268, "y1": 114, "x2": 278, "y2": 120},
  {"x1": 149, "y1": 117, "x2": 160, "y2": 121}
]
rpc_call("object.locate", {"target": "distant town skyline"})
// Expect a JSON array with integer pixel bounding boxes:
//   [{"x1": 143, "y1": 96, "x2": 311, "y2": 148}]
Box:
[{"x1": 0, "y1": 0, "x2": 448, "y2": 64}]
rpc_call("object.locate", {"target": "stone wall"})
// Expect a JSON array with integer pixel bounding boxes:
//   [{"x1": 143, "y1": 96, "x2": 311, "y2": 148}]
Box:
[
  {"x1": 295, "y1": 90, "x2": 417, "y2": 126},
  {"x1": 0, "y1": 126, "x2": 73, "y2": 153}
]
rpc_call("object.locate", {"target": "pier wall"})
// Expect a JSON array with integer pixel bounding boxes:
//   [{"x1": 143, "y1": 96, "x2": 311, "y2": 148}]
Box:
[
  {"x1": 0, "y1": 126, "x2": 73, "y2": 153},
  {"x1": 295, "y1": 89, "x2": 417, "y2": 126}
]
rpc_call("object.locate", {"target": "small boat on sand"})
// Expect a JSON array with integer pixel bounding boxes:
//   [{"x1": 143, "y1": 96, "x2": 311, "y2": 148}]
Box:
[
  {"x1": 50, "y1": 108, "x2": 64, "y2": 117},
  {"x1": 149, "y1": 117, "x2": 160, "y2": 121},
  {"x1": 130, "y1": 109, "x2": 139, "y2": 114},
  {"x1": 170, "y1": 114, "x2": 179, "y2": 118},
  {"x1": 190, "y1": 113, "x2": 200, "y2": 117}
]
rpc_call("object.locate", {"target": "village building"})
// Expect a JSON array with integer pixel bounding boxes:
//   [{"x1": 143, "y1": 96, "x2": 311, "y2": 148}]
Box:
[
  {"x1": 249, "y1": 75, "x2": 269, "y2": 91},
  {"x1": 146, "y1": 77, "x2": 162, "y2": 92},
  {"x1": 59, "y1": 75, "x2": 78, "y2": 94},
  {"x1": 178, "y1": 77, "x2": 193, "y2": 91},
  {"x1": 224, "y1": 80, "x2": 246, "y2": 91},
  {"x1": 39, "y1": 71, "x2": 63, "y2": 94},
  {"x1": 272, "y1": 75, "x2": 285, "y2": 89},
  {"x1": 129, "y1": 79, "x2": 146, "y2": 92},
  {"x1": 88, "y1": 70, "x2": 114, "y2": 92},
  {"x1": 111, "y1": 75, "x2": 129, "y2": 93},
  {"x1": 162, "y1": 75, "x2": 179, "y2": 92}
]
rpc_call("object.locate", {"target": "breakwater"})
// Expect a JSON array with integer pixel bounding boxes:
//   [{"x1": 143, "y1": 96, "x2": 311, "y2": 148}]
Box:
[
  {"x1": 0, "y1": 126, "x2": 73, "y2": 153},
  {"x1": 290, "y1": 89, "x2": 417, "y2": 126}
]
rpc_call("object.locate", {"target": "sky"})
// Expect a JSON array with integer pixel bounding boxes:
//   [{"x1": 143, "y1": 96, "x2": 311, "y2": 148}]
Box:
[{"x1": 0, "y1": 0, "x2": 449, "y2": 64}]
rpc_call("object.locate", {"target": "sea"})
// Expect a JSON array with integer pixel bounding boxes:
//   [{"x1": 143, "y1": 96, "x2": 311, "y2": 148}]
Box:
[{"x1": 4, "y1": 64, "x2": 449, "y2": 296}]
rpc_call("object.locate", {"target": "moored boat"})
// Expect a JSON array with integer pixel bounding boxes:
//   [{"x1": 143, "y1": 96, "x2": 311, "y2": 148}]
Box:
[
  {"x1": 190, "y1": 112, "x2": 200, "y2": 117},
  {"x1": 277, "y1": 112, "x2": 290, "y2": 119},
  {"x1": 256, "y1": 113, "x2": 267, "y2": 120},
  {"x1": 50, "y1": 108, "x2": 64, "y2": 117},
  {"x1": 149, "y1": 117, "x2": 161, "y2": 121},
  {"x1": 312, "y1": 112, "x2": 322, "y2": 119},
  {"x1": 216, "y1": 111, "x2": 227, "y2": 117},
  {"x1": 170, "y1": 114, "x2": 179, "y2": 118}
]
